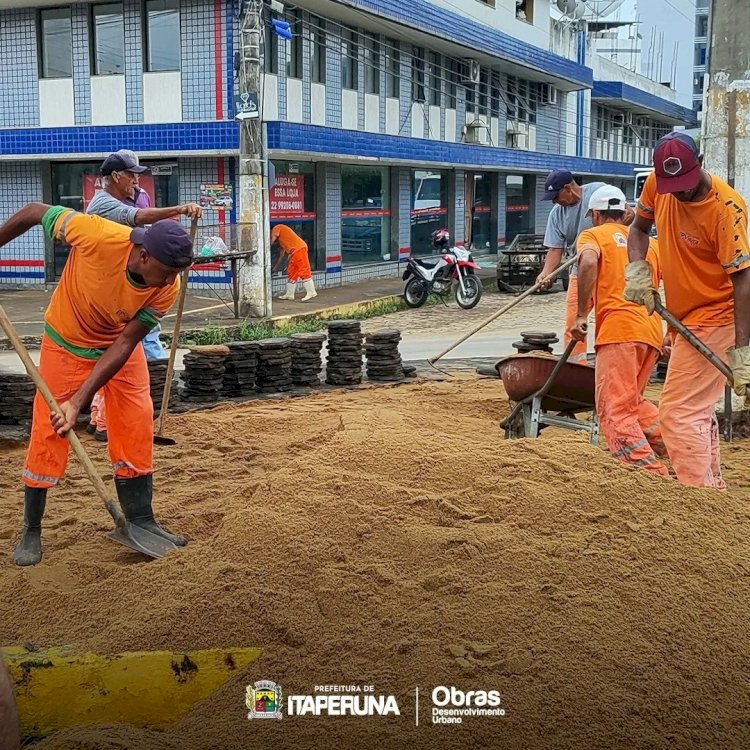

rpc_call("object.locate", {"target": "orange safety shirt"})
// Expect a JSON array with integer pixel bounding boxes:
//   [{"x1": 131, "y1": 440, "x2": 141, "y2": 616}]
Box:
[
  {"x1": 577, "y1": 223, "x2": 663, "y2": 350},
  {"x1": 41, "y1": 206, "x2": 179, "y2": 359},
  {"x1": 271, "y1": 224, "x2": 307, "y2": 256},
  {"x1": 636, "y1": 171, "x2": 750, "y2": 326}
]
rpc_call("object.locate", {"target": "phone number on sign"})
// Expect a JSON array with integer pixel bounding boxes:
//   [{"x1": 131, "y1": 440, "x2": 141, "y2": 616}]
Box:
[{"x1": 271, "y1": 201, "x2": 304, "y2": 211}]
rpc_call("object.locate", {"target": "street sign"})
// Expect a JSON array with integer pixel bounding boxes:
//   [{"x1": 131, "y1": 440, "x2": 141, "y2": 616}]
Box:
[{"x1": 236, "y1": 92, "x2": 259, "y2": 120}]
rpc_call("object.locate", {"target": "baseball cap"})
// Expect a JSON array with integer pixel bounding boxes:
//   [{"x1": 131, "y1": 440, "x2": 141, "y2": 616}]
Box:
[
  {"x1": 100, "y1": 152, "x2": 148, "y2": 175},
  {"x1": 541, "y1": 170, "x2": 574, "y2": 201},
  {"x1": 587, "y1": 185, "x2": 628, "y2": 215},
  {"x1": 131, "y1": 220, "x2": 194, "y2": 269},
  {"x1": 653, "y1": 132, "x2": 700, "y2": 194}
]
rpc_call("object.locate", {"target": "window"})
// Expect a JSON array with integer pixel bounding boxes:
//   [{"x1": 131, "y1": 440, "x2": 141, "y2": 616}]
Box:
[
  {"x1": 341, "y1": 165, "x2": 391, "y2": 265},
  {"x1": 146, "y1": 0, "x2": 180, "y2": 72},
  {"x1": 478, "y1": 68, "x2": 489, "y2": 116},
  {"x1": 92, "y1": 3, "x2": 124, "y2": 75},
  {"x1": 693, "y1": 74, "x2": 704, "y2": 97},
  {"x1": 516, "y1": 0, "x2": 533, "y2": 23},
  {"x1": 310, "y1": 16, "x2": 325, "y2": 84},
  {"x1": 40, "y1": 8, "x2": 72, "y2": 78},
  {"x1": 411, "y1": 46, "x2": 425, "y2": 102},
  {"x1": 694, "y1": 44, "x2": 707, "y2": 67},
  {"x1": 411, "y1": 170, "x2": 447, "y2": 253},
  {"x1": 364, "y1": 34, "x2": 380, "y2": 95},
  {"x1": 595, "y1": 105, "x2": 611, "y2": 140},
  {"x1": 428, "y1": 52, "x2": 441, "y2": 106},
  {"x1": 342, "y1": 28, "x2": 358, "y2": 91},
  {"x1": 287, "y1": 9, "x2": 302, "y2": 79},
  {"x1": 695, "y1": 14, "x2": 708, "y2": 37},
  {"x1": 477, "y1": 0, "x2": 496, "y2": 6},
  {"x1": 506, "y1": 76, "x2": 536, "y2": 124},
  {"x1": 505, "y1": 175, "x2": 534, "y2": 244},
  {"x1": 265, "y1": 17, "x2": 278, "y2": 74},
  {"x1": 386, "y1": 40, "x2": 400, "y2": 99},
  {"x1": 490, "y1": 71, "x2": 502, "y2": 115},
  {"x1": 446, "y1": 59, "x2": 458, "y2": 109}
]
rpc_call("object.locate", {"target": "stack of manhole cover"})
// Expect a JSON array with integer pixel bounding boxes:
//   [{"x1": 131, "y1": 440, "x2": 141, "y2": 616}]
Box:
[
  {"x1": 512, "y1": 330, "x2": 559, "y2": 354},
  {"x1": 181, "y1": 345, "x2": 229, "y2": 402},
  {"x1": 0, "y1": 373, "x2": 35, "y2": 425},
  {"x1": 222, "y1": 341, "x2": 259, "y2": 397},
  {"x1": 147, "y1": 359, "x2": 176, "y2": 415},
  {"x1": 364, "y1": 329, "x2": 405, "y2": 382},
  {"x1": 256, "y1": 338, "x2": 293, "y2": 393},
  {"x1": 325, "y1": 320, "x2": 363, "y2": 386},
  {"x1": 290, "y1": 332, "x2": 326, "y2": 388}
]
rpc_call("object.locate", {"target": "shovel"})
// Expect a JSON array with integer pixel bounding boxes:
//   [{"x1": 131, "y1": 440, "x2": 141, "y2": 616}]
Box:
[
  {"x1": 0, "y1": 305, "x2": 177, "y2": 560},
  {"x1": 153, "y1": 217, "x2": 199, "y2": 446}
]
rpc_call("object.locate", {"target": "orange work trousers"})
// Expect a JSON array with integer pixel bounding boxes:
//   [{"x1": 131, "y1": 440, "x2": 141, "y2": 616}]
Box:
[
  {"x1": 595, "y1": 342, "x2": 669, "y2": 476},
  {"x1": 564, "y1": 274, "x2": 594, "y2": 364},
  {"x1": 659, "y1": 323, "x2": 734, "y2": 489},
  {"x1": 23, "y1": 337, "x2": 154, "y2": 489},
  {"x1": 287, "y1": 248, "x2": 312, "y2": 283}
]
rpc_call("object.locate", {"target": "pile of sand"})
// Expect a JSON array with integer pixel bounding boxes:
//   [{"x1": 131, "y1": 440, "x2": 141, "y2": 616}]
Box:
[{"x1": 1, "y1": 377, "x2": 749, "y2": 749}]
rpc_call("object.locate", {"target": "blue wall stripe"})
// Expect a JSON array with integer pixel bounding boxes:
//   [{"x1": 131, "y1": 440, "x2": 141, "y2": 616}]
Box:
[
  {"x1": 268, "y1": 122, "x2": 642, "y2": 177},
  {"x1": 592, "y1": 81, "x2": 697, "y2": 126}
]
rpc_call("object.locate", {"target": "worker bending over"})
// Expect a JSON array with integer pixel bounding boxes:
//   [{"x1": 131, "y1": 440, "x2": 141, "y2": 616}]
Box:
[
  {"x1": 572, "y1": 186, "x2": 668, "y2": 476},
  {"x1": 271, "y1": 224, "x2": 317, "y2": 302},
  {"x1": 625, "y1": 132, "x2": 750, "y2": 488},
  {"x1": 0, "y1": 203, "x2": 192, "y2": 566}
]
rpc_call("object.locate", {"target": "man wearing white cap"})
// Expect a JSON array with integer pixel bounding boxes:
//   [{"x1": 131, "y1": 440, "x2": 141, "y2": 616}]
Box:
[{"x1": 571, "y1": 185, "x2": 668, "y2": 476}]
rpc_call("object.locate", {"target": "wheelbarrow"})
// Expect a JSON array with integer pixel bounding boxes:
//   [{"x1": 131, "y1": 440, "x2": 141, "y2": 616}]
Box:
[{"x1": 496, "y1": 340, "x2": 600, "y2": 442}]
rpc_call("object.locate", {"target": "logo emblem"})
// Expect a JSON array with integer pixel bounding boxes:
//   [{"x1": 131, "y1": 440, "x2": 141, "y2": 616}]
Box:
[
  {"x1": 246, "y1": 680, "x2": 283, "y2": 720},
  {"x1": 662, "y1": 156, "x2": 682, "y2": 176}
]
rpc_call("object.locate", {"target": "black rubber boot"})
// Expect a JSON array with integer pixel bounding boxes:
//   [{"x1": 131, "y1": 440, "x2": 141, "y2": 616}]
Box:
[
  {"x1": 115, "y1": 475, "x2": 187, "y2": 547},
  {"x1": 12, "y1": 487, "x2": 47, "y2": 567}
]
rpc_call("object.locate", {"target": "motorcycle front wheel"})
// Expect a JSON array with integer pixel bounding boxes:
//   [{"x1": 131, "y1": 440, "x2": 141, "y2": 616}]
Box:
[
  {"x1": 404, "y1": 278, "x2": 429, "y2": 308},
  {"x1": 455, "y1": 275, "x2": 483, "y2": 309}
]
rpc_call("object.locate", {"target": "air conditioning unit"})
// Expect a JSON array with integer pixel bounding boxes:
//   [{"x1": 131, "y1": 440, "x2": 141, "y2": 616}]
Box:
[
  {"x1": 538, "y1": 83, "x2": 558, "y2": 106},
  {"x1": 612, "y1": 112, "x2": 626, "y2": 128},
  {"x1": 460, "y1": 59, "x2": 481, "y2": 85},
  {"x1": 464, "y1": 120, "x2": 484, "y2": 144},
  {"x1": 506, "y1": 131, "x2": 529, "y2": 150}
]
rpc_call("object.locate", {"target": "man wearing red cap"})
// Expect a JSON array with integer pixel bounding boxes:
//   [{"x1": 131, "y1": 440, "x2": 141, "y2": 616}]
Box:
[{"x1": 625, "y1": 132, "x2": 750, "y2": 488}]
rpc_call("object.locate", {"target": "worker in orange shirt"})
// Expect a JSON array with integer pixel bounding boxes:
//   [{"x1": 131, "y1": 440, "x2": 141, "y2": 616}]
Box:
[
  {"x1": 625, "y1": 132, "x2": 750, "y2": 488},
  {"x1": 271, "y1": 224, "x2": 317, "y2": 302},
  {"x1": 0, "y1": 203, "x2": 193, "y2": 565},
  {"x1": 571, "y1": 185, "x2": 668, "y2": 476}
]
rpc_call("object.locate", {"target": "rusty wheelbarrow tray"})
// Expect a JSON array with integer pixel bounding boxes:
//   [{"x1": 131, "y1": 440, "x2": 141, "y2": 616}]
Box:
[{"x1": 495, "y1": 342, "x2": 599, "y2": 442}]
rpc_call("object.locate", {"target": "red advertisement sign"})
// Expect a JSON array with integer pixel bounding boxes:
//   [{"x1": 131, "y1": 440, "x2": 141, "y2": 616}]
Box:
[
  {"x1": 82, "y1": 174, "x2": 155, "y2": 211},
  {"x1": 270, "y1": 175, "x2": 305, "y2": 218}
]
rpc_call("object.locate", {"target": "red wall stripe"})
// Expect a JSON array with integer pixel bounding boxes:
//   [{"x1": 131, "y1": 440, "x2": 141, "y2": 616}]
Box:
[{"x1": 213, "y1": 0, "x2": 224, "y2": 120}]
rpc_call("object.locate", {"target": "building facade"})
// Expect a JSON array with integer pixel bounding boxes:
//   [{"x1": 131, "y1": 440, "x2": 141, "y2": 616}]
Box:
[
  {"x1": 0, "y1": 0, "x2": 696, "y2": 296},
  {"x1": 693, "y1": 0, "x2": 709, "y2": 116}
]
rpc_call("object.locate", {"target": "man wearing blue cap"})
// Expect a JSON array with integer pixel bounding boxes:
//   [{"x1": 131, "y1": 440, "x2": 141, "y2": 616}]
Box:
[
  {"x1": 0, "y1": 202, "x2": 193, "y2": 565},
  {"x1": 537, "y1": 170, "x2": 625, "y2": 362},
  {"x1": 85, "y1": 150, "x2": 202, "y2": 442}
]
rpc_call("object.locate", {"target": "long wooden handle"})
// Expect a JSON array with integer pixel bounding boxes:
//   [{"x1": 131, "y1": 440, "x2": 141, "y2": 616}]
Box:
[
  {"x1": 0, "y1": 305, "x2": 124, "y2": 525},
  {"x1": 655, "y1": 301, "x2": 733, "y2": 382},
  {"x1": 156, "y1": 218, "x2": 199, "y2": 437},
  {"x1": 428, "y1": 255, "x2": 577, "y2": 365}
]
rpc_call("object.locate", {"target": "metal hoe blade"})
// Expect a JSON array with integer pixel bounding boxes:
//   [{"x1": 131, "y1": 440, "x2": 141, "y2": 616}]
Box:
[{"x1": 108, "y1": 515, "x2": 177, "y2": 559}]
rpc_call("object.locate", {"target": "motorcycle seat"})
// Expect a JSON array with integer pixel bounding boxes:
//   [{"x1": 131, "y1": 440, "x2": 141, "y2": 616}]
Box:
[{"x1": 412, "y1": 258, "x2": 440, "y2": 268}]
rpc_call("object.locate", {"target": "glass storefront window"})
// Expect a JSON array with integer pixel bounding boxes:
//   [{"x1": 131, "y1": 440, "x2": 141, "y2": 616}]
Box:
[
  {"x1": 341, "y1": 165, "x2": 391, "y2": 265},
  {"x1": 470, "y1": 173, "x2": 492, "y2": 251},
  {"x1": 269, "y1": 161, "x2": 320, "y2": 271},
  {"x1": 505, "y1": 174, "x2": 534, "y2": 245},
  {"x1": 411, "y1": 169, "x2": 447, "y2": 254}
]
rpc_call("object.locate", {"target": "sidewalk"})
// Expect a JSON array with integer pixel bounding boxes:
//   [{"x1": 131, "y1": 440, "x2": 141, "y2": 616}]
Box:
[{"x1": 0, "y1": 269, "x2": 498, "y2": 343}]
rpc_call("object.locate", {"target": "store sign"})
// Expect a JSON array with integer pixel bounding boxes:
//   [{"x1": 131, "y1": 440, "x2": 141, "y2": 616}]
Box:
[
  {"x1": 235, "y1": 91, "x2": 259, "y2": 120},
  {"x1": 199, "y1": 183, "x2": 234, "y2": 210},
  {"x1": 82, "y1": 174, "x2": 155, "y2": 211},
  {"x1": 150, "y1": 165, "x2": 174, "y2": 176},
  {"x1": 270, "y1": 175, "x2": 305, "y2": 217}
]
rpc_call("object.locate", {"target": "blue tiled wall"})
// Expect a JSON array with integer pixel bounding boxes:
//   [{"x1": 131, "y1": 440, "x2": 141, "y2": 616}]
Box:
[
  {"x1": 454, "y1": 170, "x2": 465, "y2": 245},
  {"x1": 325, "y1": 163, "x2": 342, "y2": 275},
  {"x1": 398, "y1": 43, "x2": 411, "y2": 137},
  {"x1": 398, "y1": 167, "x2": 411, "y2": 253},
  {"x1": 0, "y1": 8, "x2": 39, "y2": 128},
  {"x1": 124, "y1": 0, "x2": 144, "y2": 123},
  {"x1": 71, "y1": 6, "x2": 92, "y2": 126},
  {"x1": 325, "y1": 31, "x2": 342, "y2": 128},
  {"x1": 181, "y1": 0, "x2": 219, "y2": 121}
]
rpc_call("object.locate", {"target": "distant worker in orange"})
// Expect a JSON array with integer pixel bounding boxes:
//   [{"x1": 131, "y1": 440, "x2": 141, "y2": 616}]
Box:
[
  {"x1": 0, "y1": 203, "x2": 192, "y2": 566},
  {"x1": 625, "y1": 132, "x2": 750, "y2": 488},
  {"x1": 271, "y1": 224, "x2": 317, "y2": 302},
  {"x1": 571, "y1": 185, "x2": 668, "y2": 476}
]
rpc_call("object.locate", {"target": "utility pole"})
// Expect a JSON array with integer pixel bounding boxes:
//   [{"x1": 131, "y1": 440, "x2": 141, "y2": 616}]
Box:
[
  {"x1": 703, "y1": 0, "x2": 750, "y2": 198},
  {"x1": 237, "y1": 0, "x2": 271, "y2": 317}
]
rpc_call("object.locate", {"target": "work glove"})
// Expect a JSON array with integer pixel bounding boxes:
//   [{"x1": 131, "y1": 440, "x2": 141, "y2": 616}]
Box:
[
  {"x1": 726, "y1": 346, "x2": 750, "y2": 403},
  {"x1": 624, "y1": 260, "x2": 659, "y2": 314}
]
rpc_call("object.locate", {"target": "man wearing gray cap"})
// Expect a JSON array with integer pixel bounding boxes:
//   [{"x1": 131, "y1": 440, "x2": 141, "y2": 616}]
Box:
[{"x1": 86, "y1": 150, "x2": 202, "y2": 441}]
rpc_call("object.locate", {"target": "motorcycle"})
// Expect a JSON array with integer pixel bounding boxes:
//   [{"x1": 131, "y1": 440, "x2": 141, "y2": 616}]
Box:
[{"x1": 402, "y1": 229, "x2": 483, "y2": 309}]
